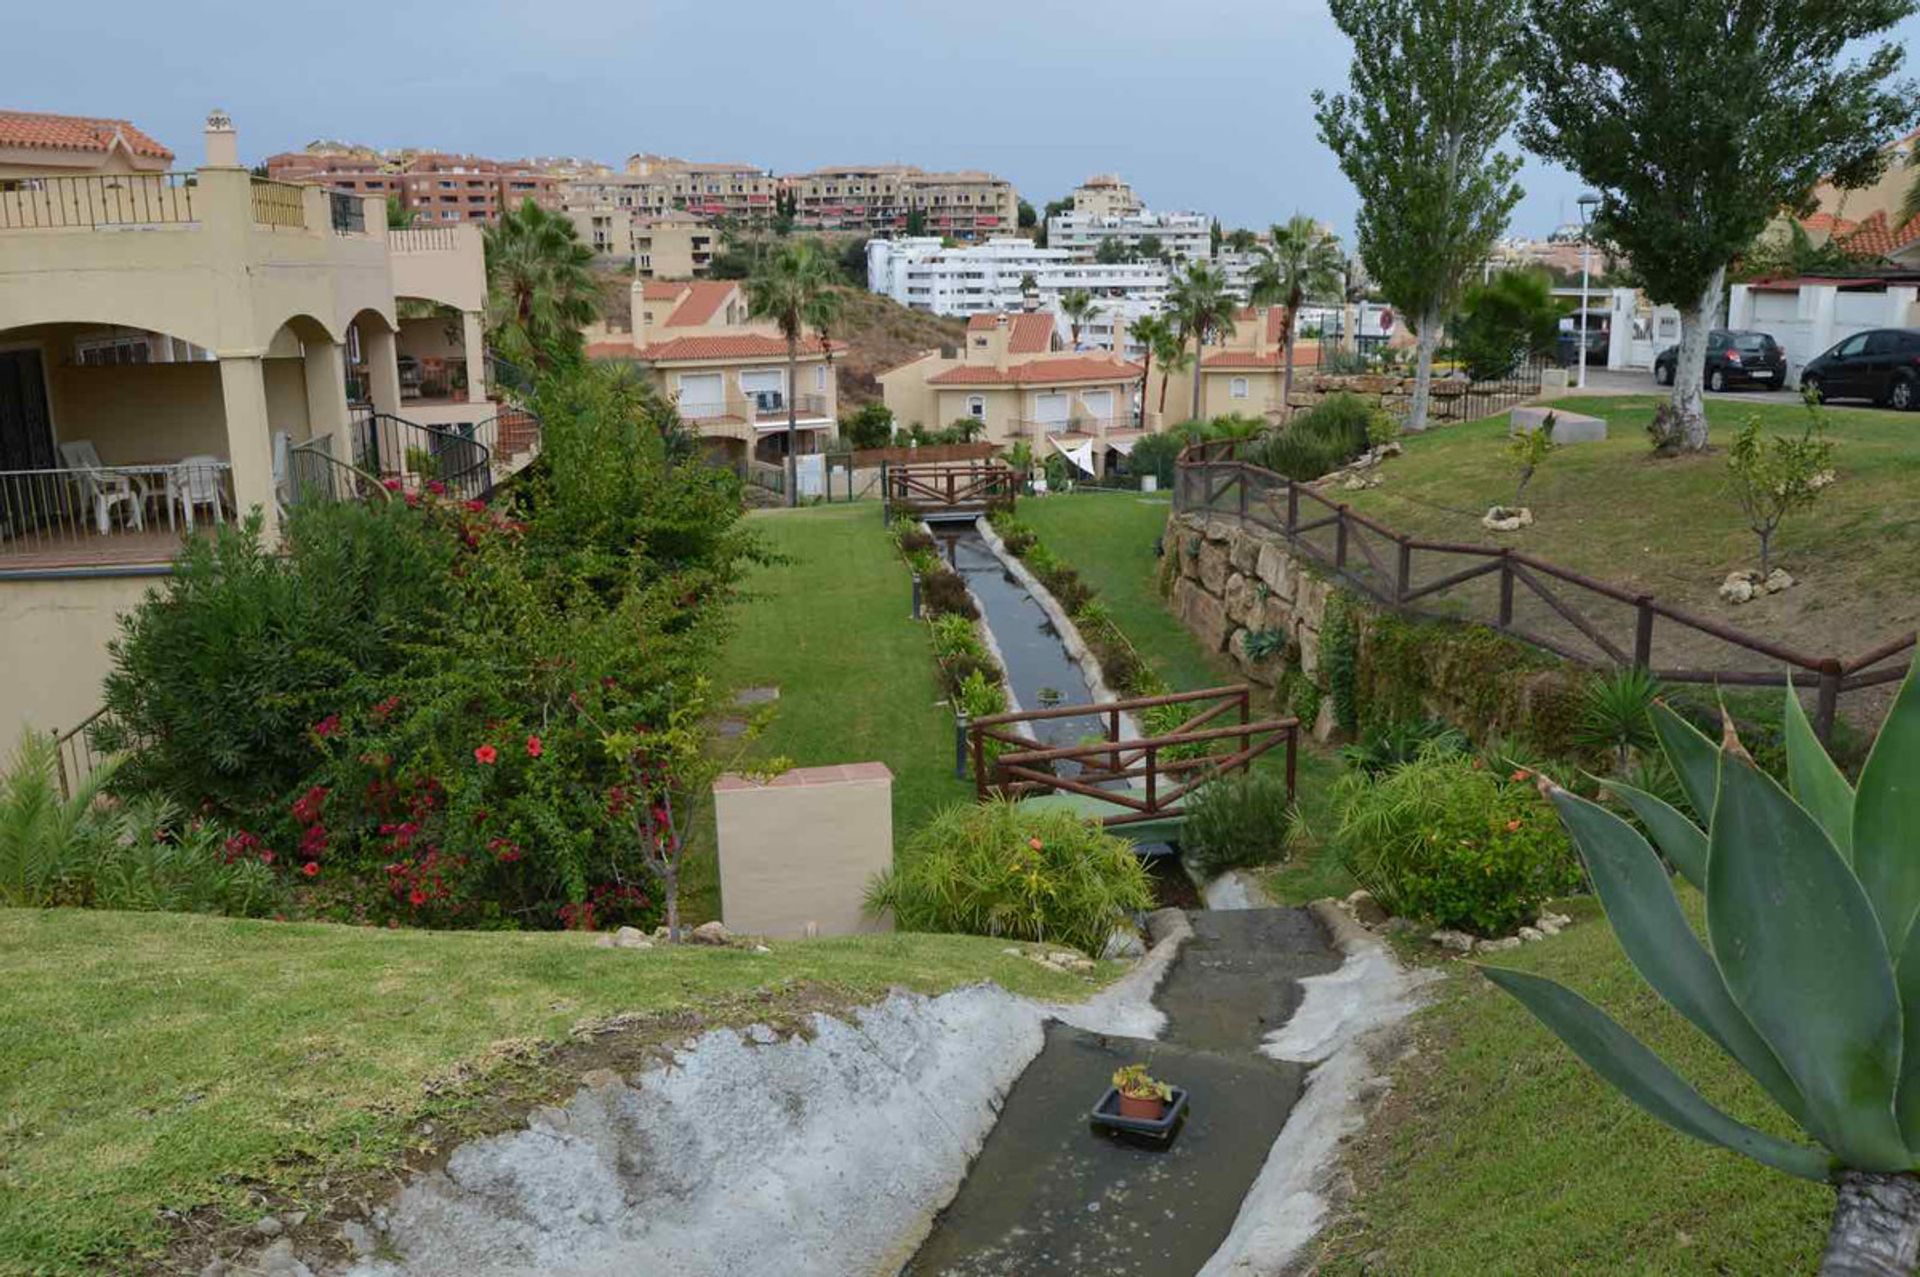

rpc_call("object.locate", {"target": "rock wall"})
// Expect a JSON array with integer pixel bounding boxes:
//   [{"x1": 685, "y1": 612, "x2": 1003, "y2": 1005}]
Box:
[
  {"x1": 1285, "y1": 372, "x2": 1528, "y2": 423},
  {"x1": 1166, "y1": 510, "x2": 1334, "y2": 711}
]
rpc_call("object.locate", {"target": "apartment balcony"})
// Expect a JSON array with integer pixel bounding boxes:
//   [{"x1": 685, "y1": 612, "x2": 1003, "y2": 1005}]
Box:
[{"x1": 1010, "y1": 413, "x2": 1145, "y2": 441}]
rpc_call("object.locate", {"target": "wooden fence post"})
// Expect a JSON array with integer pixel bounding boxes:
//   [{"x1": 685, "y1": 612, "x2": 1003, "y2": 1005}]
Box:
[
  {"x1": 1815, "y1": 661, "x2": 1842, "y2": 745},
  {"x1": 1633, "y1": 596, "x2": 1655, "y2": 669},
  {"x1": 1335, "y1": 507, "x2": 1349, "y2": 570},
  {"x1": 1395, "y1": 537, "x2": 1412, "y2": 605},
  {"x1": 1285, "y1": 724, "x2": 1298, "y2": 804},
  {"x1": 1239, "y1": 686, "x2": 1251, "y2": 758},
  {"x1": 972, "y1": 726, "x2": 988, "y2": 798},
  {"x1": 1497, "y1": 549, "x2": 1515, "y2": 630},
  {"x1": 1237, "y1": 467, "x2": 1248, "y2": 524},
  {"x1": 1286, "y1": 480, "x2": 1299, "y2": 536}
]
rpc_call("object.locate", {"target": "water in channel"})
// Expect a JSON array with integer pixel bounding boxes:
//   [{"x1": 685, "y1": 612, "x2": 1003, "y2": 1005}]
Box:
[{"x1": 933, "y1": 522, "x2": 1104, "y2": 755}]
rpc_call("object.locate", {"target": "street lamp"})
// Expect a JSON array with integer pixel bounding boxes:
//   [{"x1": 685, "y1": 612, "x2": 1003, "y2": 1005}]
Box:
[{"x1": 1576, "y1": 192, "x2": 1600, "y2": 390}]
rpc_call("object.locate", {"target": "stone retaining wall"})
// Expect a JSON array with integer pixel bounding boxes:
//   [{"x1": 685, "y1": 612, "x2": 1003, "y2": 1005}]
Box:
[{"x1": 1285, "y1": 371, "x2": 1559, "y2": 422}]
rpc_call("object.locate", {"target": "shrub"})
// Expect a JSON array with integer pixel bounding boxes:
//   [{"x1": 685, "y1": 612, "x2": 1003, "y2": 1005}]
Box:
[
  {"x1": 1450, "y1": 267, "x2": 1559, "y2": 381},
  {"x1": 867, "y1": 800, "x2": 1153, "y2": 954},
  {"x1": 1248, "y1": 392, "x2": 1375, "y2": 481},
  {"x1": 0, "y1": 733, "x2": 278, "y2": 916},
  {"x1": 1339, "y1": 718, "x2": 1470, "y2": 777},
  {"x1": 953, "y1": 669, "x2": 1007, "y2": 720},
  {"x1": 1572, "y1": 667, "x2": 1662, "y2": 773},
  {"x1": 930, "y1": 613, "x2": 986, "y2": 663},
  {"x1": 840, "y1": 401, "x2": 895, "y2": 451},
  {"x1": 1181, "y1": 771, "x2": 1296, "y2": 874},
  {"x1": 1333, "y1": 749, "x2": 1581, "y2": 935},
  {"x1": 1129, "y1": 432, "x2": 1185, "y2": 488},
  {"x1": 921, "y1": 569, "x2": 978, "y2": 620}
]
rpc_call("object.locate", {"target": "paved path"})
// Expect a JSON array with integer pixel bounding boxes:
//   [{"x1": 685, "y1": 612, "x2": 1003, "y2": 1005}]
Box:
[{"x1": 904, "y1": 909, "x2": 1339, "y2": 1276}]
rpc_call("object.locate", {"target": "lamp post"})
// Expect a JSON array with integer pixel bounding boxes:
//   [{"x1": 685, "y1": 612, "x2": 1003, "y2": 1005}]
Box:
[{"x1": 1576, "y1": 192, "x2": 1600, "y2": 390}]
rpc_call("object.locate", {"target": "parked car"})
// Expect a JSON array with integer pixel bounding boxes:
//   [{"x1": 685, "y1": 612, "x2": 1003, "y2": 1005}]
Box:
[
  {"x1": 1652, "y1": 330, "x2": 1789, "y2": 392},
  {"x1": 1800, "y1": 328, "x2": 1920, "y2": 411},
  {"x1": 1555, "y1": 309, "x2": 1609, "y2": 369}
]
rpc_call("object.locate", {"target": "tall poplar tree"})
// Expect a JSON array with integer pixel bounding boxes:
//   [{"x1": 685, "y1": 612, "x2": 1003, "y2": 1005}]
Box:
[{"x1": 1314, "y1": 0, "x2": 1524, "y2": 431}]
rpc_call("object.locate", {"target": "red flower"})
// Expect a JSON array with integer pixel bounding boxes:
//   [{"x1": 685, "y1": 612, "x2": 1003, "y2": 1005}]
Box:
[
  {"x1": 1505, "y1": 819, "x2": 1524, "y2": 833},
  {"x1": 426, "y1": 480, "x2": 447, "y2": 496},
  {"x1": 525, "y1": 734, "x2": 543, "y2": 758},
  {"x1": 301, "y1": 861, "x2": 320, "y2": 878},
  {"x1": 474, "y1": 744, "x2": 499, "y2": 765},
  {"x1": 312, "y1": 714, "x2": 341, "y2": 740},
  {"x1": 409, "y1": 887, "x2": 428, "y2": 906},
  {"x1": 372, "y1": 695, "x2": 402, "y2": 721},
  {"x1": 1509, "y1": 768, "x2": 1532, "y2": 783},
  {"x1": 382, "y1": 479, "x2": 402, "y2": 492},
  {"x1": 1027, "y1": 838, "x2": 1044, "y2": 851},
  {"x1": 464, "y1": 499, "x2": 487, "y2": 513}
]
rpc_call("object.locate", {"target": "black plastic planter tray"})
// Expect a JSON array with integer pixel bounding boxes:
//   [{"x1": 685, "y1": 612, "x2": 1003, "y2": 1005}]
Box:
[{"x1": 1089, "y1": 1086, "x2": 1190, "y2": 1145}]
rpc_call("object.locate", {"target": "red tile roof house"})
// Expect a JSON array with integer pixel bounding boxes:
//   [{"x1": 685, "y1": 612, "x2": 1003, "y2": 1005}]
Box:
[
  {"x1": 878, "y1": 312, "x2": 1146, "y2": 477},
  {"x1": 0, "y1": 109, "x2": 173, "y2": 178},
  {"x1": 587, "y1": 280, "x2": 845, "y2": 468}
]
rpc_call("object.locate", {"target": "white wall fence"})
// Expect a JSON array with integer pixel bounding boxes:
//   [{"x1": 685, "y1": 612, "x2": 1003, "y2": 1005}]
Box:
[{"x1": 1730, "y1": 282, "x2": 1919, "y2": 385}]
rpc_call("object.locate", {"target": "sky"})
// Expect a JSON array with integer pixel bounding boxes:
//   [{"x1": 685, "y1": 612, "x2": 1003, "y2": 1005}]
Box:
[{"x1": 13, "y1": 0, "x2": 1920, "y2": 244}]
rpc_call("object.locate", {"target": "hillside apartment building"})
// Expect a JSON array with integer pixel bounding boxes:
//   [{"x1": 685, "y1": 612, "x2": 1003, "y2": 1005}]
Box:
[
  {"x1": 866, "y1": 237, "x2": 1170, "y2": 319},
  {"x1": 0, "y1": 108, "x2": 511, "y2": 742},
  {"x1": 585, "y1": 280, "x2": 841, "y2": 468},
  {"x1": 265, "y1": 146, "x2": 562, "y2": 223}
]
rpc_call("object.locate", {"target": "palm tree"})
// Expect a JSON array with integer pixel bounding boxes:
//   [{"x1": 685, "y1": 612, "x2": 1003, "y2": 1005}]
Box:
[
  {"x1": 1247, "y1": 214, "x2": 1345, "y2": 418},
  {"x1": 1059, "y1": 289, "x2": 1096, "y2": 348},
  {"x1": 748, "y1": 241, "x2": 843, "y2": 505},
  {"x1": 1151, "y1": 325, "x2": 1192, "y2": 417},
  {"x1": 483, "y1": 200, "x2": 600, "y2": 374},
  {"x1": 1128, "y1": 314, "x2": 1169, "y2": 424},
  {"x1": 1166, "y1": 262, "x2": 1237, "y2": 423}
]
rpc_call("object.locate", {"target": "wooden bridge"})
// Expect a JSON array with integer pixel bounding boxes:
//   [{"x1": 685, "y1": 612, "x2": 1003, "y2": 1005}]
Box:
[{"x1": 883, "y1": 461, "x2": 1018, "y2": 521}]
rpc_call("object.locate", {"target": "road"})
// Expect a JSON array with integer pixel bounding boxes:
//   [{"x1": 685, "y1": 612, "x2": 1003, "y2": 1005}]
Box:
[{"x1": 1576, "y1": 365, "x2": 1900, "y2": 413}]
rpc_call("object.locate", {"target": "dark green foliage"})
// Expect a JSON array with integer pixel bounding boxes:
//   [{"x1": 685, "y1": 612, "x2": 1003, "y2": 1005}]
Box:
[
  {"x1": 839, "y1": 401, "x2": 895, "y2": 451},
  {"x1": 868, "y1": 801, "x2": 1154, "y2": 955},
  {"x1": 1321, "y1": 590, "x2": 1362, "y2": 733},
  {"x1": 895, "y1": 527, "x2": 936, "y2": 555},
  {"x1": 1334, "y1": 749, "x2": 1582, "y2": 935},
  {"x1": 1451, "y1": 267, "x2": 1560, "y2": 381},
  {"x1": 1247, "y1": 393, "x2": 1374, "y2": 481},
  {"x1": 1340, "y1": 718, "x2": 1470, "y2": 777},
  {"x1": 1182, "y1": 772, "x2": 1297, "y2": 874},
  {"x1": 1128, "y1": 432, "x2": 1186, "y2": 488},
  {"x1": 1242, "y1": 629, "x2": 1290, "y2": 663},
  {"x1": 1574, "y1": 667, "x2": 1663, "y2": 773},
  {"x1": 920, "y1": 569, "x2": 978, "y2": 620}
]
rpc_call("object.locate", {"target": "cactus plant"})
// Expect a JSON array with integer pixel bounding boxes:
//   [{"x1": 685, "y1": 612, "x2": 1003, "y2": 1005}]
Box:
[{"x1": 1485, "y1": 668, "x2": 1920, "y2": 1273}]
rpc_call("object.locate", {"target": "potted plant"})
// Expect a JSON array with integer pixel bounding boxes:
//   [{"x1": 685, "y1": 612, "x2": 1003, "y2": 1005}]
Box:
[{"x1": 1112, "y1": 1063, "x2": 1175, "y2": 1121}]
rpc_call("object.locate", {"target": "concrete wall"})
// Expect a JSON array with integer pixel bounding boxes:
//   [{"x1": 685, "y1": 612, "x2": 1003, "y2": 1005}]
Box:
[
  {"x1": 388, "y1": 225, "x2": 487, "y2": 313},
  {"x1": 0, "y1": 571, "x2": 159, "y2": 739},
  {"x1": 714, "y1": 762, "x2": 894, "y2": 939},
  {"x1": 40, "y1": 357, "x2": 311, "y2": 463}
]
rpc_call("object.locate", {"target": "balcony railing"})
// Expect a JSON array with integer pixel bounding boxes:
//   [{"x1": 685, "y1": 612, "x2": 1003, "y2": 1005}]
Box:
[
  {"x1": 751, "y1": 392, "x2": 831, "y2": 422},
  {"x1": 1011, "y1": 414, "x2": 1144, "y2": 439},
  {"x1": 329, "y1": 191, "x2": 367, "y2": 235},
  {"x1": 0, "y1": 459, "x2": 233, "y2": 567},
  {"x1": 0, "y1": 172, "x2": 197, "y2": 230},
  {"x1": 389, "y1": 226, "x2": 462, "y2": 253},
  {"x1": 250, "y1": 178, "x2": 307, "y2": 230}
]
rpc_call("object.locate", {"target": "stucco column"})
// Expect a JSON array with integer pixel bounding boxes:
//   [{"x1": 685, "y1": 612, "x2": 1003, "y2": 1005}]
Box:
[
  {"x1": 363, "y1": 323, "x2": 403, "y2": 416},
  {"x1": 303, "y1": 340, "x2": 354, "y2": 467},
  {"x1": 220, "y1": 356, "x2": 279, "y2": 541},
  {"x1": 1728, "y1": 284, "x2": 1754, "y2": 331},
  {"x1": 462, "y1": 310, "x2": 488, "y2": 403}
]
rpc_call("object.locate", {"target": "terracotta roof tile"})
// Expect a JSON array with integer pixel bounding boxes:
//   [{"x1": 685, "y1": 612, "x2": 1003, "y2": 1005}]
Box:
[
  {"x1": 640, "y1": 281, "x2": 688, "y2": 302},
  {"x1": 0, "y1": 109, "x2": 172, "y2": 161},
  {"x1": 1839, "y1": 209, "x2": 1920, "y2": 258},
  {"x1": 927, "y1": 355, "x2": 1142, "y2": 386},
  {"x1": 1204, "y1": 345, "x2": 1323, "y2": 370},
  {"x1": 630, "y1": 334, "x2": 845, "y2": 362},
  {"x1": 662, "y1": 280, "x2": 742, "y2": 327}
]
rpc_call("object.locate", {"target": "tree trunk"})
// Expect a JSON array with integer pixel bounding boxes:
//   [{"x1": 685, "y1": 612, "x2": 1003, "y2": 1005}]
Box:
[
  {"x1": 1190, "y1": 329, "x2": 1205, "y2": 424},
  {"x1": 1139, "y1": 351, "x2": 1152, "y2": 428},
  {"x1": 662, "y1": 860, "x2": 681, "y2": 943},
  {"x1": 1671, "y1": 264, "x2": 1725, "y2": 452},
  {"x1": 1758, "y1": 528, "x2": 1773, "y2": 579},
  {"x1": 785, "y1": 333, "x2": 799, "y2": 506},
  {"x1": 1820, "y1": 1170, "x2": 1920, "y2": 1276},
  {"x1": 1282, "y1": 287, "x2": 1300, "y2": 422},
  {"x1": 1159, "y1": 369, "x2": 1171, "y2": 414},
  {"x1": 1409, "y1": 309, "x2": 1441, "y2": 432}
]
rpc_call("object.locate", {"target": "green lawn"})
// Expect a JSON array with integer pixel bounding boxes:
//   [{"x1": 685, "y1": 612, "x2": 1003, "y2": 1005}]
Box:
[
  {"x1": 1340, "y1": 394, "x2": 1920, "y2": 668},
  {"x1": 0, "y1": 908, "x2": 1109, "y2": 1274},
  {"x1": 1311, "y1": 895, "x2": 1830, "y2": 1273},
  {"x1": 1015, "y1": 493, "x2": 1353, "y2": 902},
  {"x1": 679, "y1": 504, "x2": 973, "y2": 919}
]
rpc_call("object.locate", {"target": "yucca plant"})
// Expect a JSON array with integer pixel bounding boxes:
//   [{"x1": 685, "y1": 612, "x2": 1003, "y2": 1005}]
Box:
[
  {"x1": 1486, "y1": 669, "x2": 1920, "y2": 1272},
  {"x1": 1573, "y1": 666, "x2": 1663, "y2": 774}
]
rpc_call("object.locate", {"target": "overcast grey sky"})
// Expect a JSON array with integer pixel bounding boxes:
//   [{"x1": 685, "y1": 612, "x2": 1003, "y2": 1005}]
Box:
[{"x1": 13, "y1": 0, "x2": 1919, "y2": 242}]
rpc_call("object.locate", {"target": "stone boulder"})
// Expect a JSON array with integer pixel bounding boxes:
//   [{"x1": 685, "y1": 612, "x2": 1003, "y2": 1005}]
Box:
[
  {"x1": 1196, "y1": 539, "x2": 1232, "y2": 594},
  {"x1": 1175, "y1": 578, "x2": 1235, "y2": 653},
  {"x1": 1223, "y1": 572, "x2": 1257, "y2": 626}
]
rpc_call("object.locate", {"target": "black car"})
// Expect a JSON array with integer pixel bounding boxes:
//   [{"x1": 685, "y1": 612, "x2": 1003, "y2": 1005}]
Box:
[
  {"x1": 1800, "y1": 328, "x2": 1920, "y2": 411},
  {"x1": 1652, "y1": 330, "x2": 1789, "y2": 392}
]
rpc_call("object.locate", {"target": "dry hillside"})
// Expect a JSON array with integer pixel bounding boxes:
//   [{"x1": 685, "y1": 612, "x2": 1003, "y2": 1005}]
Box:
[{"x1": 829, "y1": 288, "x2": 967, "y2": 408}]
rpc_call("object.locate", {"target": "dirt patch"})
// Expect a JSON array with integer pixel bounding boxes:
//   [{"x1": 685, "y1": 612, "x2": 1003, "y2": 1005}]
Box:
[
  {"x1": 149, "y1": 982, "x2": 868, "y2": 1277},
  {"x1": 1148, "y1": 856, "x2": 1204, "y2": 911}
]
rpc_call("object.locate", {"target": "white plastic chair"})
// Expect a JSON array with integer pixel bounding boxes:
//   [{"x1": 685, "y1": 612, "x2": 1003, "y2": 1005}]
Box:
[
  {"x1": 57, "y1": 441, "x2": 145, "y2": 535},
  {"x1": 169, "y1": 455, "x2": 228, "y2": 533}
]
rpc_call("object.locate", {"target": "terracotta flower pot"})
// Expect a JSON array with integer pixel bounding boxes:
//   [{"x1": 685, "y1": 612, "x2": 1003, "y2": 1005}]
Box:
[{"x1": 1116, "y1": 1090, "x2": 1167, "y2": 1122}]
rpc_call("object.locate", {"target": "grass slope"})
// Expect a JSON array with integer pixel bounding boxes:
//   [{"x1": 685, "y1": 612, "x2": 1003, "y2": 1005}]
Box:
[
  {"x1": 699, "y1": 505, "x2": 969, "y2": 902},
  {"x1": 1013, "y1": 493, "x2": 1352, "y2": 902},
  {"x1": 1341, "y1": 394, "x2": 1919, "y2": 665},
  {"x1": 0, "y1": 908, "x2": 1107, "y2": 1274},
  {"x1": 1312, "y1": 896, "x2": 1829, "y2": 1274}
]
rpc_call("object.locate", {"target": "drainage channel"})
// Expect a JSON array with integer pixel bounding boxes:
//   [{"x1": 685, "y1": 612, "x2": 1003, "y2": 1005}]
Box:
[
  {"x1": 906, "y1": 521, "x2": 1343, "y2": 1275},
  {"x1": 903, "y1": 910, "x2": 1340, "y2": 1276}
]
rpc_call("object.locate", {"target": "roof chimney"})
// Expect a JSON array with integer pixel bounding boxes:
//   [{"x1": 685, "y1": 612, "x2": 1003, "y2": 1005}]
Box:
[{"x1": 203, "y1": 109, "x2": 239, "y2": 168}]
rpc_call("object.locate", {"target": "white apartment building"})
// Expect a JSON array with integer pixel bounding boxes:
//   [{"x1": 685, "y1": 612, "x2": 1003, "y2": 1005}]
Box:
[
  {"x1": 1046, "y1": 209, "x2": 1213, "y2": 263},
  {"x1": 867, "y1": 236, "x2": 1169, "y2": 318}
]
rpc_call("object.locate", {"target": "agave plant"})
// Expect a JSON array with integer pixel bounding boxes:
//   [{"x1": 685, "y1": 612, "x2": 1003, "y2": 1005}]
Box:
[{"x1": 1485, "y1": 670, "x2": 1920, "y2": 1272}]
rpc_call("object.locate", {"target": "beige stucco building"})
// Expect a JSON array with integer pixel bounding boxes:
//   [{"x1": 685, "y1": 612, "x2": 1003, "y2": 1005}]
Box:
[
  {"x1": 0, "y1": 108, "x2": 508, "y2": 746},
  {"x1": 1159, "y1": 306, "x2": 1324, "y2": 422},
  {"x1": 879, "y1": 312, "x2": 1145, "y2": 475},
  {"x1": 587, "y1": 280, "x2": 841, "y2": 466}
]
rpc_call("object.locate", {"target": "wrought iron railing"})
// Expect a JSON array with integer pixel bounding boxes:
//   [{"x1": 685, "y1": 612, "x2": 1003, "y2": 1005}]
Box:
[
  {"x1": 0, "y1": 459, "x2": 233, "y2": 564},
  {"x1": 353, "y1": 413, "x2": 493, "y2": 502},
  {"x1": 249, "y1": 178, "x2": 307, "y2": 230},
  {"x1": 0, "y1": 172, "x2": 197, "y2": 230},
  {"x1": 287, "y1": 437, "x2": 391, "y2": 506},
  {"x1": 328, "y1": 190, "x2": 367, "y2": 235}
]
